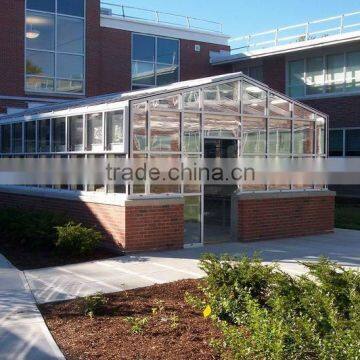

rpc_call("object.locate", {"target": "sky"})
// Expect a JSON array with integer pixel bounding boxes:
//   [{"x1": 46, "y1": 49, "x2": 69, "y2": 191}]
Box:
[{"x1": 111, "y1": 0, "x2": 360, "y2": 37}]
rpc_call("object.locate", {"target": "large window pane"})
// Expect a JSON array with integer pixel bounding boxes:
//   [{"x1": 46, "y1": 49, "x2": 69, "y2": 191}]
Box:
[
  {"x1": 329, "y1": 129, "x2": 343, "y2": 157},
  {"x1": 132, "y1": 34, "x2": 155, "y2": 62},
  {"x1": 12, "y1": 123, "x2": 23, "y2": 153},
  {"x1": 315, "y1": 117, "x2": 326, "y2": 155},
  {"x1": 69, "y1": 115, "x2": 83, "y2": 151},
  {"x1": 346, "y1": 51, "x2": 360, "y2": 92},
  {"x1": 106, "y1": 111, "x2": 124, "y2": 150},
  {"x1": 27, "y1": 0, "x2": 55, "y2": 12},
  {"x1": 57, "y1": 16, "x2": 84, "y2": 53},
  {"x1": 243, "y1": 82, "x2": 266, "y2": 115},
  {"x1": 26, "y1": 50, "x2": 54, "y2": 77},
  {"x1": 345, "y1": 129, "x2": 360, "y2": 156},
  {"x1": 57, "y1": 54, "x2": 84, "y2": 80},
  {"x1": 183, "y1": 113, "x2": 201, "y2": 153},
  {"x1": 58, "y1": 0, "x2": 84, "y2": 17},
  {"x1": 184, "y1": 196, "x2": 201, "y2": 245},
  {"x1": 26, "y1": 77, "x2": 54, "y2": 92},
  {"x1": 132, "y1": 102, "x2": 147, "y2": 152},
  {"x1": 204, "y1": 114, "x2": 240, "y2": 138},
  {"x1": 157, "y1": 38, "x2": 179, "y2": 64},
  {"x1": 38, "y1": 119, "x2": 50, "y2": 152},
  {"x1": 149, "y1": 95, "x2": 179, "y2": 111},
  {"x1": 132, "y1": 61, "x2": 155, "y2": 86},
  {"x1": 288, "y1": 60, "x2": 305, "y2": 97},
  {"x1": 203, "y1": 82, "x2": 239, "y2": 113},
  {"x1": 156, "y1": 64, "x2": 179, "y2": 86},
  {"x1": 87, "y1": 113, "x2": 103, "y2": 151},
  {"x1": 242, "y1": 117, "x2": 266, "y2": 154},
  {"x1": 269, "y1": 119, "x2": 291, "y2": 154},
  {"x1": 294, "y1": 120, "x2": 314, "y2": 154},
  {"x1": 306, "y1": 57, "x2": 324, "y2": 95},
  {"x1": 1, "y1": 125, "x2": 11, "y2": 153},
  {"x1": 326, "y1": 54, "x2": 344, "y2": 93},
  {"x1": 56, "y1": 80, "x2": 83, "y2": 93},
  {"x1": 269, "y1": 93, "x2": 291, "y2": 117},
  {"x1": 150, "y1": 111, "x2": 180, "y2": 151},
  {"x1": 183, "y1": 90, "x2": 200, "y2": 110},
  {"x1": 52, "y1": 117, "x2": 66, "y2": 152},
  {"x1": 26, "y1": 12, "x2": 55, "y2": 51},
  {"x1": 293, "y1": 104, "x2": 315, "y2": 120},
  {"x1": 25, "y1": 121, "x2": 36, "y2": 153}
]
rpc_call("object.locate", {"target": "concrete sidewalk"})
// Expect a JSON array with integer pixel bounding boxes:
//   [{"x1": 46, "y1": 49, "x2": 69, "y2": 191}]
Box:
[
  {"x1": 0, "y1": 254, "x2": 64, "y2": 360},
  {"x1": 25, "y1": 228, "x2": 360, "y2": 304}
]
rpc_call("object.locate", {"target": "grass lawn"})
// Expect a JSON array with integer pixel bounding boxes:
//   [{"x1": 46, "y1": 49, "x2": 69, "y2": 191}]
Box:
[
  {"x1": 335, "y1": 199, "x2": 360, "y2": 230},
  {"x1": 40, "y1": 279, "x2": 221, "y2": 360}
]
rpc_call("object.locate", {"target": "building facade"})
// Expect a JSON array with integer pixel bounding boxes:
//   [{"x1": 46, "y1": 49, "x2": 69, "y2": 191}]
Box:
[{"x1": 0, "y1": 0, "x2": 230, "y2": 114}]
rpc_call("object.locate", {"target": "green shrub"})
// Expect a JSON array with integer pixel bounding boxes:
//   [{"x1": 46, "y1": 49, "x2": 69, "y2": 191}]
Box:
[
  {"x1": 83, "y1": 292, "x2": 108, "y2": 318},
  {"x1": 0, "y1": 208, "x2": 68, "y2": 249},
  {"x1": 191, "y1": 254, "x2": 360, "y2": 360},
  {"x1": 55, "y1": 222, "x2": 102, "y2": 256},
  {"x1": 125, "y1": 316, "x2": 149, "y2": 334}
]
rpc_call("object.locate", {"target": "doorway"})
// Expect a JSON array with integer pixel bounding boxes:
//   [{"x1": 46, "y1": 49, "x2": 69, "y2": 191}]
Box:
[{"x1": 203, "y1": 139, "x2": 238, "y2": 243}]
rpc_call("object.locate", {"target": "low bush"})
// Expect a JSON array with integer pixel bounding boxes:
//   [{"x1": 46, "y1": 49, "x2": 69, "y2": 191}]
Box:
[
  {"x1": 55, "y1": 222, "x2": 102, "y2": 256},
  {"x1": 83, "y1": 293, "x2": 108, "y2": 318},
  {"x1": 190, "y1": 254, "x2": 360, "y2": 360},
  {"x1": 0, "y1": 208, "x2": 68, "y2": 249}
]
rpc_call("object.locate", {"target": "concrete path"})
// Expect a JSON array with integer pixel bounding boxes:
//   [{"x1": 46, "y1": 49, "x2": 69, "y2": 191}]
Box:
[
  {"x1": 0, "y1": 254, "x2": 64, "y2": 360},
  {"x1": 25, "y1": 229, "x2": 360, "y2": 304}
]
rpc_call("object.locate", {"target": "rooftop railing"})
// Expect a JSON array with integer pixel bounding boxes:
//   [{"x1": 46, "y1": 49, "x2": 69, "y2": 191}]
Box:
[
  {"x1": 100, "y1": 1, "x2": 223, "y2": 34},
  {"x1": 230, "y1": 10, "x2": 360, "y2": 54}
]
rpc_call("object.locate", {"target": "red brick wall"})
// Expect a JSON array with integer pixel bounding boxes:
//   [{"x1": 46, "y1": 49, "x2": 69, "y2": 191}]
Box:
[
  {"x1": 262, "y1": 55, "x2": 286, "y2": 93},
  {"x1": 236, "y1": 193, "x2": 335, "y2": 241},
  {"x1": 0, "y1": 191, "x2": 184, "y2": 252}
]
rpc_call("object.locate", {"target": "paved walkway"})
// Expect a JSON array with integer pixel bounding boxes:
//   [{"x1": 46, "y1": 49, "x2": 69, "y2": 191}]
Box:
[
  {"x1": 0, "y1": 254, "x2": 64, "y2": 360},
  {"x1": 24, "y1": 229, "x2": 360, "y2": 304}
]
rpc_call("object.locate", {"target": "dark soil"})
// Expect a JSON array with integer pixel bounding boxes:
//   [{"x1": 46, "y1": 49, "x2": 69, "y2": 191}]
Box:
[
  {"x1": 40, "y1": 279, "x2": 222, "y2": 360},
  {"x1": 0, "y1": 235, "x2": 120, "y2": 270}
]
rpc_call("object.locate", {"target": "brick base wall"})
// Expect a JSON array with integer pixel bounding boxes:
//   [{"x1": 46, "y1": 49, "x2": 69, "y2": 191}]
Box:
[
  {"x1": 233, "y1": 191, "x2": 335, "y2": 242},
  {"x1": 0, "y1": 191, "x2": 184, "y2": 252}
]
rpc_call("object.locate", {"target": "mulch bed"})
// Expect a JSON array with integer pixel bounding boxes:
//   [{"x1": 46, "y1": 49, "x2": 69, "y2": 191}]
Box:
[
  {"x1": 0, "y1": 235, "x2": 120, "y2": 270},
  {"x1": 40, "y1": 279, "x2": 222, "y2": 360}
]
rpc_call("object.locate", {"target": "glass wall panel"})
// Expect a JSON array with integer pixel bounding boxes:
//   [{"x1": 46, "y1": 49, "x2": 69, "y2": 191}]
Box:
[
  {"x1": 1, "y1": 125, "x2": 11, "y2": 153},
  {"x1": 157, "y1": 38, "x2": 179, "y2": 64},
  {"x1": 288, "y1": 60, "x2": 305, "y2": 97},
  {"x1": 183, "y1": 113, "x2": 201, "y2": 153},
  {"x1": 106, "y1": 111, "x2": 124, "y2": 150},
  {"x1": 86, "y1": 113, "x2": 102, "y2": 151},
  {"x1": 326, "y1": 54, "x2": 344, "y2": 93},
  {"x1": 38, "y1": 119, "x2": 50, "y2": 152},
  {"x1": 329, "y1": 129, "x2": 343, "y2": 156},
  {"x1": 132, "y1": 62, "x2": 155, "y2": 86},
  {"x1": 346, "y1": 51, "x2": 360, "y2": 92},
  {"x1": 12, "y1": 123, "x2": 23, "y2": 153},
  {"x1": 345, "y1": 129, "x2": 360, "y2": 156},
  {"x1": 242, "y1": 117, "x2": 266, "y2": 154},
  {"x1": 58, "y1": 0, "x2": 84, "y2": 17},
  {"x1": 133, "y1": 102, "x2": 147, "y2": 152},
  {"x1": 183, "y1": 90, "x2": 200, "y2": 110},
  {"x1": 203, "y1": 82, "x2": 239, "y2": 113},
  {"x1": 269, "y1": 119, "x2": 291, "y2": 154},
  {"x1": 52, "y1": 117, "x2": 66, "y2": 152},
  {"x1": 243, "y1": 82, "x2": 266, "y2": 115},
  {"x1": 26, "y1": 12, "x2": 55, "y2": 51},
  {"x1": 25, "y1": 121, "x2": 36, "y2": 153},
  {"x1": 57, "y1": 17, "x2": 84, "y2": 53},
  {"x1": 26, "y1": 77, "x2": 54, "y2": 92},
  {"x1": 56, "y1": 79, "x2": 83, "y2": 93},
  {"x1": 69, "y1": 115, "x2": 83, "y2": 151},
  {"x1": 156, "y1": 64, "x2": 179, "y2": 86},
  {"x1": 150, "y1": 111, "x2": 180, "y2": 151},
  {"x1": 132, "y1": 34, "x2": 155, "y2": 62},
  {"x1": 315, "y1": 117, "x2": 326, "y2": 155},
  {"x1": 204, "y1": 114, "x2": 240, "y2": 138},
  {"x1": 269, "y1": 93, "x2": 291, "y2": 117},
  {"x1": 293, "y1": 104, "x2": 314, "y2": 120},
  {"x1": 149, "y1": 95, "x2": 179, "y2": 111},
  {"x1": 86, "y1": 154, "x2": 105, "y2": 192},
  {"x1": 306, "y1": 57, "x2": 324, "y2": 95},
  {"x1": 27, "y1": 0, "x2": 55, "y2": 12},
  {"x1": 184, "y1": 196, "x2": 201, "y2": 245},
  {"x1": 294, "y1": 120, "x2": 314, "y2": 154},
  {"x1": 56, "y1": 54, "x2": 84, "y2": 80},
  {"x1": 26, "y1": 50, "x2": 54, "y2": 77}
]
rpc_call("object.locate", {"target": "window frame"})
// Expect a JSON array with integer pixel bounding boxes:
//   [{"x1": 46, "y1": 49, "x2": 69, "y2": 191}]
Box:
[
  {"x1": 131, "y1": 33, "x2": 180, "y2": 90},
  {"x1": 25, "y1": 0, "x2": 86, "y2": 96}
]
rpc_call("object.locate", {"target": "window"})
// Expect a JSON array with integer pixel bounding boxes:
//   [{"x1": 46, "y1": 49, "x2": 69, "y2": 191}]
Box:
[
  {"x1": 203, "y1": 82, "x2": 239, "y2": 113},
  {"x1": 287, "y1": 50, "x2": 360, "y2": 97},
  {"x1": 52, "y1": 117, "x2": 66, "y2": 151},
  {"x1": 106, "y1": 111, "x2": 124, "y2": 150},
  {"x1": 242, "y1": 117, "x2": 266, "y2": 154},
  {"x1": 329, "y1": 129, "x2": 343, "y2": 156},
  {"x1": 269, "y1": 119, "x2": 291, "y2": 154},
  {"x1": 38, "y1": 119, "x2": 50, "y2": 152},
  {"x1": 294, "y1": 120, "x2": 314, "y2": 154},
  {"x1": 243, "y1": 82, "x2": 266, "y2": 116},
  {"x1": 12, "y1": 123, "x2": 23, "y2": 153},
  {"x1": 133, "y1": 102, "x2": 147, "y2": 152},
  {"x1": 204, "y1": 114, "x2": 240, "y2": 138},
  {"x1": 183, "y1": 113, "x2": 201, "y2": 153},
  {"x1": 25, "y1": 0, "x2": 85, "y2": 94},
  {"x1": 345, "y1": 129, "x2": 360, "y2": 156},
  {"x1": 238, "y1": 65, "x2": 263, "y2": 82},
  {"x1": 132, "y1": 34, "x2": 179, "y2": 89},
  {"x1": 69, "y1": 115, "x2": 83, "y2": 151},
  {"x1": 1, "y1": 125, "x2": 11, "y2": 153},
  {"x1": 25, "y1": 121, "x2": 36, "y2": 153},
  {"x1": 86, "y1": 113, "x2": 103, "y2": 151}
]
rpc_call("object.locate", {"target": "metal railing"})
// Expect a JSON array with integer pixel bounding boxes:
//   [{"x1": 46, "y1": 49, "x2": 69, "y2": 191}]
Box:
[
  {"x1": 230, "y1": 10, "x2": 360, "y2": 53},
  {"x1": 100, "y1": 1, "x2": 223, "y2": 34}
]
